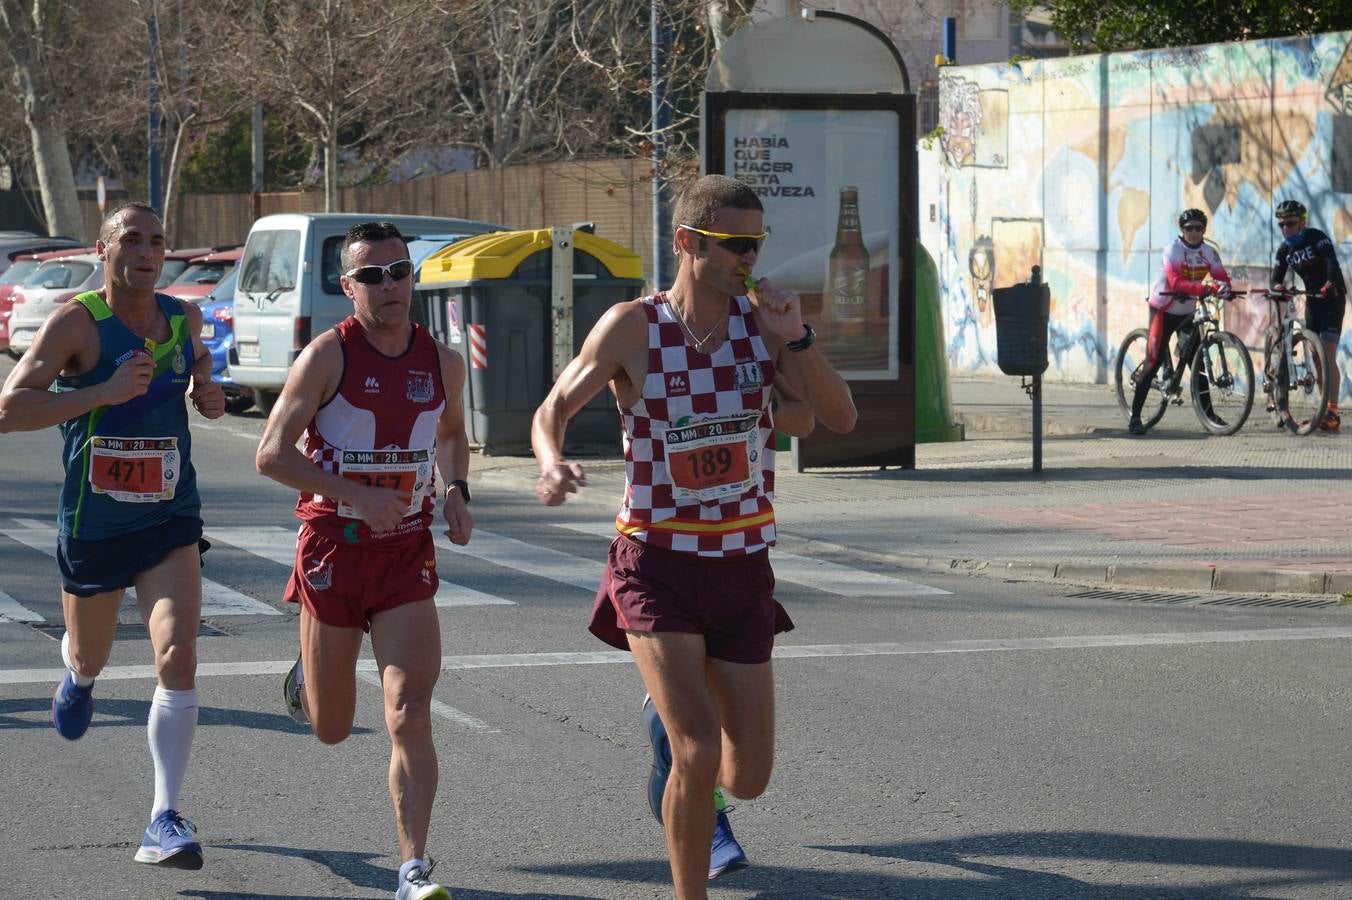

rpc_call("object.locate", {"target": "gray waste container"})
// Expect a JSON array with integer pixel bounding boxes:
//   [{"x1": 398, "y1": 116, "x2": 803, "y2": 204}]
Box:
[
  {"x1": 415, "y1": 228, "x2": 645, "y2": 454},
  {"x1": 992, "y1": 266, "x2": 1050, "y2": 377}
]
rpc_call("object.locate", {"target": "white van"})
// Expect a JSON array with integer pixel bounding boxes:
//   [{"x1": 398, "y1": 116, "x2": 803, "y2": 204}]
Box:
[{"x1": 230, "y1": 213, "x2": 504, "y2": 412}]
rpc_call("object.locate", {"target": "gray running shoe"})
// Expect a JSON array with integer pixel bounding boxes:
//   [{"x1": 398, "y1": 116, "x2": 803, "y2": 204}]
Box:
[
  {"x1": 283, "y1": 655, "x2": 308, "y2": 725},
  {"x1": 396, "y1": 858, "x2": 451, "y2": 900}
]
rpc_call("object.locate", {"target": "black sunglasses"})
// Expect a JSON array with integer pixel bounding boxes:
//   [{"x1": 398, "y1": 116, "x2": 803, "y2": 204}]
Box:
[{"x1": 345, "y1": 259, "x2": 413, "y2": 285}]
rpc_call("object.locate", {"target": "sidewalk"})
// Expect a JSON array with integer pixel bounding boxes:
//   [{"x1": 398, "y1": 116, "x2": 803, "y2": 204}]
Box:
[{"x1": 480, "y1": 374, "x2": 1352, "y2": 598}]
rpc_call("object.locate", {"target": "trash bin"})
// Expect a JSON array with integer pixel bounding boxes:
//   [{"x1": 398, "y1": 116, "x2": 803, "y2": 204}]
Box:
[
  {"x1": 415, "y1": 228, "x2": 645, "y2": 455},
  {"x1": 991, "y1": 267, "x2": 1050, "y2": 377}
]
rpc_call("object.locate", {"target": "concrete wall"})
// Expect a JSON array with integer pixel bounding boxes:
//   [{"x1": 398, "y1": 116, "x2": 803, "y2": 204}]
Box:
[{"x1": 935, "y1": 31, "x2": 1352, "y2": 398}]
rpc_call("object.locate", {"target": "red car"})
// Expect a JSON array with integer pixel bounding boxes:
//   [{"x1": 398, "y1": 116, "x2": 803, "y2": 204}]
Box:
[{"x1": 160, "y1": 246, "x2": 243, "y2": 302}]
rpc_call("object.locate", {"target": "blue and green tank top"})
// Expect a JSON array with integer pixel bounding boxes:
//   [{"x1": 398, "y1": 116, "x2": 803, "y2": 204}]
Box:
[{"x1": 56, "y1": 291, "x2": 200, "y2": 539}]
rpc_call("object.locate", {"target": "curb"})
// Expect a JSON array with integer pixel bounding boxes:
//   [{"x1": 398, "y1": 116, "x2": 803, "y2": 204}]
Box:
[
  {"x1": 954, "y1": 410, "x2": 1111, "y2": 437},
  {"x1": 776, "y1": 533, "x2": 1352, "y2": 598}
]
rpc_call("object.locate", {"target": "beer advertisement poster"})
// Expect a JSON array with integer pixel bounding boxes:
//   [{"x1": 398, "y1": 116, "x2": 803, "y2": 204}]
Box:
[{"x1": 725, "y1": 108, "x2": 900, "y2": 380}]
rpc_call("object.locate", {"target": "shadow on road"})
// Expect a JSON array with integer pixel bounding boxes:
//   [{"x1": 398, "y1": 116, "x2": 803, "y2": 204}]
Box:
[
  {"x1": 522, "y1": 830, "x2": 1352, "y2": 898},
  {"x1": 0, "y1": 697, "x2": 373, "y2": 735}
]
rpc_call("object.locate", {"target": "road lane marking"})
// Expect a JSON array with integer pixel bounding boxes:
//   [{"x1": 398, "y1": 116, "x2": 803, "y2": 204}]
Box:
[
  {"x1": 6, "y1": 519, "x2": 280, "y2": 617},
  {"x1": 4, "y1": 626, "x2": 1352, "y2": 685},
  {"x1": 435, "y1": 529, "x2": 602, "y2": 592},
  {"x1": 551, "y1": 521, "x2": 952, "y2": 596},
  {"x1": 0, "y1": 590, "x2": 43, "y2": 623},
  {"x1": 356, "y1": 671, "x2": 497, "y2": 733},
  {"x1": 207, "y1": 525, "x2": 516, "y2": 608}
]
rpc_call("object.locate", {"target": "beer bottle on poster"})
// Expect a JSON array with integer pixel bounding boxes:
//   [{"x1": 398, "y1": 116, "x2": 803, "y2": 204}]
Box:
[{"x1": 828, "y1": 186, "x2": 870, "y2": 361}]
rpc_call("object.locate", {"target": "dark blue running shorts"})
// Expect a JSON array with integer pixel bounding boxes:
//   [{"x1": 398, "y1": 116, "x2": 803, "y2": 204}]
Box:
[{"x1": 57, "y1": 516, "x2": 206, "y2": 598}]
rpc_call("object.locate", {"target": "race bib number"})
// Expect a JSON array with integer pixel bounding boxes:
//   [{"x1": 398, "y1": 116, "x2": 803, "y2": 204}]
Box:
[
  {"x1": 665, "y1": 413, "x2": 762, "y2": 502},
  {"x1": 88, "y1": 436, "x2": 180, "y2": 502},
  {"x1": 336, "y1": 449, "x2": 432, "y2": 519}
]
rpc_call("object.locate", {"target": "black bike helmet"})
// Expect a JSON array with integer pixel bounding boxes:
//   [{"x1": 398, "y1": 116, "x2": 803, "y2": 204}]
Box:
[
  {"x1": 1178, "y1": 208, "x2": 1207, "y2": 228},
  {"x1": 1275, "y1": 199, "x2": 1307, "y2": 219}
]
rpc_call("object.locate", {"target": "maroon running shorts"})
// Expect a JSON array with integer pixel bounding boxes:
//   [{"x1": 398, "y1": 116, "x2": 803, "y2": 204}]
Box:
[
  {"x1": 284, "y1": 524, "x2": 438, "y2": 631},
  {"x1": 590, "y1": 534, "x2": 793, "y2": 664}
]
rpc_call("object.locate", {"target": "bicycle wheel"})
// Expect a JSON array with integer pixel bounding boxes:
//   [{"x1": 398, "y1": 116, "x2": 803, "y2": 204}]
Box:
[
  {"x1": 1275, "y1": 326, "x2": 1329, "y2": 436},
  {"x1": 1190, "y1": 331, "x2": 1254, "y2": 436},
  {"x1": 1113, "y1": 328, "x2": 1168, "y2": 428}
]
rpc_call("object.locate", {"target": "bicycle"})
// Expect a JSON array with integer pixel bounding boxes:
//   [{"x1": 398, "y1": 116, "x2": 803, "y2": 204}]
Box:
[
  {"x1": 1113, "y1": 290, "x2": 1255, "y2": 435},
  {"x1": 1254, "y1": 288, "x2": 1329, "y2": 435}
]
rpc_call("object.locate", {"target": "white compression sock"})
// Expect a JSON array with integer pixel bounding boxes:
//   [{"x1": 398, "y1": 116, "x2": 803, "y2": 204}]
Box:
[
  {"x1": 61, "y1": 632, "x2": 95, "y2": 687},
  {"x1": 148, "y1": 686, "x2": 199, "y2": 818}
]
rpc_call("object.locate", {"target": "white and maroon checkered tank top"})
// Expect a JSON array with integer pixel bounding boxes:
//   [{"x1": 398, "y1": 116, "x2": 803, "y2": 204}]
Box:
[{"x1": 615, "y1": 292, "x2": 776, "y2": 556}]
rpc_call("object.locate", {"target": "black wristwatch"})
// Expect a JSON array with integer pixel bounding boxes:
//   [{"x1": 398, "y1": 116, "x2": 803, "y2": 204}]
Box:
[
  {"x1": 445, "y1": 479, "x2": 471, "y2": 503},
  {"x1": 786, "y1": 323, "x2": 815, "y2": 352}
]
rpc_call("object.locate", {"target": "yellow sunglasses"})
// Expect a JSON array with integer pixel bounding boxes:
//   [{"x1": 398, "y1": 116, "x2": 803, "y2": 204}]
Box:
[{"x1": 677, "y1": 224, "x2": 769, "y2": 255}]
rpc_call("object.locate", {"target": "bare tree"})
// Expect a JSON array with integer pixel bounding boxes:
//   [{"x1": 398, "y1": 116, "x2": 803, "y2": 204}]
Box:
[
  {"x1": 0, "y1": 1, "x2": 85, "y2": 237},
  {"x1": 223, "y1": 0, "x2": 446, "y2": 211}
]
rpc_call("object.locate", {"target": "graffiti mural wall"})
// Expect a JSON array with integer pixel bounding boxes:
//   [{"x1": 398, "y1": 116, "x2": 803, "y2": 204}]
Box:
[{"x1": 937, "y1": 31, "x2": 1352, "y2": 397}]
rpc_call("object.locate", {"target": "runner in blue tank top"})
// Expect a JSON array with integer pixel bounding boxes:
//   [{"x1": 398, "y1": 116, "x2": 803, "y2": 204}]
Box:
[{"x1": 0, "y1": 202, "x2": 225, "y2": 871}]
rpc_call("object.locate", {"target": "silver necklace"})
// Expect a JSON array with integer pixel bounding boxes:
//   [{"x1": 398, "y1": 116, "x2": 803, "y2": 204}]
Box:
[{"x1": 669, "y1": 295, "x2": 728, "y2": 352}]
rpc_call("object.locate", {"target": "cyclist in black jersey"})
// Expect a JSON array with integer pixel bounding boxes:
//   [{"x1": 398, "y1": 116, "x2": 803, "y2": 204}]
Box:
[{"x1": 1272, "y1": 199, "x2": 1347, "y2": 430}]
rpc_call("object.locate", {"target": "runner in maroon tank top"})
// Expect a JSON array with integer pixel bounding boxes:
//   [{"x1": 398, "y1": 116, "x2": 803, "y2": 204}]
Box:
[
  {"x1": 532, "y1": 175, "x2": 856, "y2": 899},
  {"x1": 256, "y1": 222, "x2": 473, "y2": 900}
]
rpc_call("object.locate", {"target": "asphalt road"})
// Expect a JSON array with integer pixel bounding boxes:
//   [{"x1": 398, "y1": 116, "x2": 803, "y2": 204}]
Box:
[{"x1": 4, "y1": 369, "x2": 1352, "y2": 898}]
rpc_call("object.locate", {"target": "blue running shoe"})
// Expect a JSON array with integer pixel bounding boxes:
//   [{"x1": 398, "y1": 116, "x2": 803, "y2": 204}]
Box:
[
  {"x1": 642, "y1": 694, "x2": 671, "y2": 824},
  {"x1": 134, "y1": 809, "x2": 203, "y2": 869},
  {"x1": 708, "y1": 807, "x2": 749, "y2": 880},
  {"x1": 51, "y1": 670, "x2": 94, "y2": 740},
  {"x1": 395, "y1": 858, "x2": 451, "y2": 900}
]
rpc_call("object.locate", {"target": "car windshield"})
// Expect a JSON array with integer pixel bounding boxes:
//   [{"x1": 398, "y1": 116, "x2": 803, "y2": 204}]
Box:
[
  {"x1": 172, "y1": 262, "x2": 230, "y2": 286},
  {"x1": 204, "y1": 268, "x2": 238, "y2": 303},
  {"x1": 156, "y1": 259, "x2": 190, "y2": 288},
  {"x1": 24, "y1": 260, "x2": 94, "y2": 290},
  {"x1": 0, "y1": 260, "x2": 40, "y2": 286}
]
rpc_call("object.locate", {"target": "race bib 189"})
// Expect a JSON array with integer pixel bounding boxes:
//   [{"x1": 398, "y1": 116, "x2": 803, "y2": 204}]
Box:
[
  {"x1": 665, "y1": 413, "x2": 762, "y2": 502},
  {"x1": 88, "y1": 436, "x2": 179, "y2": 502}
]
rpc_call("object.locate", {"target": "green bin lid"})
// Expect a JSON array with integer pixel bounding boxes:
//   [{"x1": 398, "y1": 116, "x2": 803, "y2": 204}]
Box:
[{"x1": 417, "y1": 228, "x2": 643, "y2": 284}]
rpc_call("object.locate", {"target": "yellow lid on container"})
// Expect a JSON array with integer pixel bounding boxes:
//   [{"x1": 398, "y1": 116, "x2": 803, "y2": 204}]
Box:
[{"x1": 418, "y1": 228, "x2": 643, "y2": 284}]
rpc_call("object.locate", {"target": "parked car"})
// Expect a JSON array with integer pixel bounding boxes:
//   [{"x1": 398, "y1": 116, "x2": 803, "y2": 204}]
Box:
[
  {"x1": 156, "y1": 246, "x2": 214, "y2": 289},
  {"x1": 0, "y1": 255, "x2": 48, "y2": 354},
  {"x1": 162, "y1": 246, "x2": 242, "y2": 302},
  {"x1": 0, "y1": 235, "x2": 84, "y2": 277},
  {"x1": 7, "y1": 251, "x2": 103, "y2": 357},
  {"x1": 230, "y1": 213, "x2": 503, "y2": 413},
  {"x1": 194, "y1": 267, "x2": 252, "y2": 413}
]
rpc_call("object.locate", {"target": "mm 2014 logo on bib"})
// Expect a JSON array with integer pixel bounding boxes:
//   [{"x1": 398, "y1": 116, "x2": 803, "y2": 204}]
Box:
[{"x1": 407, "y1": 371, "x2": 435, "y2": 403}]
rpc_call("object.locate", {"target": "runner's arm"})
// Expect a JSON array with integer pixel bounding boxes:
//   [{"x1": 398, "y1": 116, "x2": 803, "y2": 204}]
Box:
[
  {"x1": 770, "y1": 373, "x2": 814, "y2": 438},
  {"x1": 178, "y1": 299, "x2": 225, "y2": 419},
  {"x1": 749, "y1": 278, "x2": 855, "y2": 433},
  {"x1": 255, "y1": 333, "x2": 408, "y2": 532},
  {"x1": 531, "y1": 299, "x2": 646, "y2": 504},
  {"x1": 435, "y1": 342, "x2": 473, "y2": 544},
  {"x1": 0, "y1": 302, "x2": 150, "y2": 432}
]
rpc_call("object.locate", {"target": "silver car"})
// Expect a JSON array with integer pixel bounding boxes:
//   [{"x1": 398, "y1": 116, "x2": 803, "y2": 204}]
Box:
[{"x1": 7, "y1": 253, "x2": 103, "y2": 355}]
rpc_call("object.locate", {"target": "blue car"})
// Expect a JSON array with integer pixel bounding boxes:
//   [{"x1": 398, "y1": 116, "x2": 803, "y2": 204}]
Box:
[{"x1": 194, "y1": 267, "x2": 253, "y2": 413}]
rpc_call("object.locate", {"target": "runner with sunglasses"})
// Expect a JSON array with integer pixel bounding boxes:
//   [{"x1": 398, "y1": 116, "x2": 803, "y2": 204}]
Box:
[
  {"x1": 531, "y1": 174, "x2": 856, "y2": 899},
  {"x1": 1271, "y1": 199, "x2": 1346, "y2": 431},
  {"x1": 255, "y1": 221, "x2": 473, "y2": 900},
  {"x1": 1127, "y1": 208, "x2": 1232, "y2": 435}
]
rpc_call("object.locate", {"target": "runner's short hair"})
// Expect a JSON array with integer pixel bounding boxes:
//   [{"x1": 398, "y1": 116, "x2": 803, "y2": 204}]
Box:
[
  {"x1": 340, "y1": 221, "x2": 408, "y2": 271},
  {"x1": 99, "y1": 202, "x2": 161, "y2": 244},
  {"x1": 672, "y1": 175, "x2": 763, "y2": 230}
]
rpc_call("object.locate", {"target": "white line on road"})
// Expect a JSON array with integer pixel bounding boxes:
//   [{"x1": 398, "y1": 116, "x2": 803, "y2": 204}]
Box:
[
  {"x1": 5, "y1": 625, "x2": 1352, "y2": 685},
  {"x1": 0, "y1": 590, "x2": 43, "y2": 623},
  {"x1": 207, "y1": 525, "x2": 516, "y2": 608},
  {"x1": 551, "y1": 521, "x2": 952, "y2": 596},
  {"x1": 6, "y1": 519, "x2": 280, "y2": 617},
  {"x1": 356, "y1": 671, "x2": 497, "y2": 733},
  {"x1": 435, "y1": 529, "x2": 602, "y2": 592}
]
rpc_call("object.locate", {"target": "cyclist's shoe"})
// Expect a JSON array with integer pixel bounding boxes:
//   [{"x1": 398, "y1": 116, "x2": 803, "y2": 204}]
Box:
[
  {"x1": 709, "y1": 806, "x2": 749, "y2": 880},
  {"x1": 134, "y1": 809, "x2": 203, "y2": 869},
  {"x1": 52, "y1": 670, "x2": 94, "y2": 740},
  {"x1": 643, "y1": 693, "x2": 671, "y2": 825},
  {"x1": 1320, "y1": 410, "x2": 1341, "y2": 432},
  {"x1": 283, "y1": 655, "x2": 308, "y2": 725},
  {"x1": 396, "y1": 859, "x2": 451, "y2": 900},
  {"x1": 1127, "y1": 418, "x2": 1147, "y2": 435}
]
